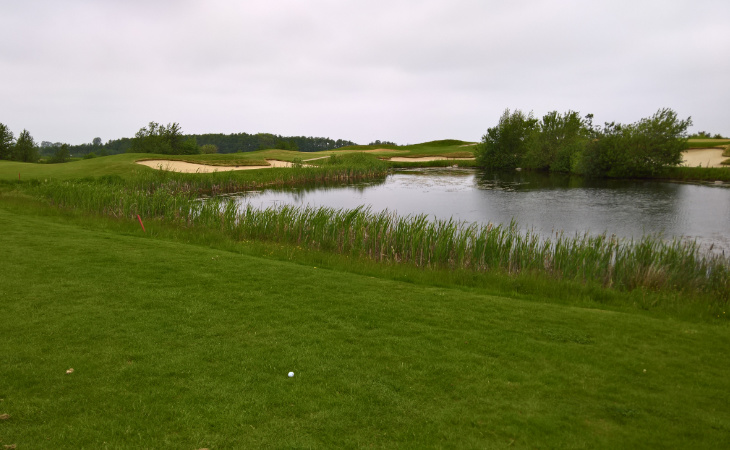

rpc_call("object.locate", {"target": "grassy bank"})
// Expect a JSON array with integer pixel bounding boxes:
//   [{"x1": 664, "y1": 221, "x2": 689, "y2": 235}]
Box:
[
  {"x1": 16, "y1": 171, "x2": 729, "y2": 310},
  {"x1": 0, "y1": 152, "x2": 392, "y2": 182},
  {"x1": 1, "y1": 200, "x2": 729, "y2": 448}
]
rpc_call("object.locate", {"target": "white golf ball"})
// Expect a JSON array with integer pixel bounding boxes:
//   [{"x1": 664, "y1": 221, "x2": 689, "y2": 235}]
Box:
[{"x1": 288, "y1": 372, "x2": 294, "y2": 377}]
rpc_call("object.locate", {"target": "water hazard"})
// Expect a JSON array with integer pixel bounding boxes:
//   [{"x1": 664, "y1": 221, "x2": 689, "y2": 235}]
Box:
[{"x1": 231, "y1": 168, "x2": 730, "y2": 254}]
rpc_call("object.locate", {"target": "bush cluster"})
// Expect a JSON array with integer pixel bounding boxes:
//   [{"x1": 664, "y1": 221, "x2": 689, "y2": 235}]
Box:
[
  {"x1": 475, "y1": 108, "x2": 693, "y2": 177},
  {"x1": 130, "y1": 122, "x2": 199, "y2": 155}
]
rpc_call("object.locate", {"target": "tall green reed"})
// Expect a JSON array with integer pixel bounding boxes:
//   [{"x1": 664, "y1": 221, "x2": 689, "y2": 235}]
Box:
[
  {"x1": 26, "y1": 171, "x2": 729, "y2": 301},
  {"x1": 193, "y1": 201, "x2": 728, "y2": 298}
]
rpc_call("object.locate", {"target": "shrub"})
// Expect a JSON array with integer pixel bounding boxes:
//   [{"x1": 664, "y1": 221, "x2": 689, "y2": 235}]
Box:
[
  {"x1": 13, "y1": 129, "x2": 39, "y2": 163},
  {"x1": 475, "y1": 109, "x2": 537, "y2": 170},
  {"x1": 0, "y1": 123, "x2": 14, "y2": 160},
  {"x1": 580, "y1": 109, "x2": 691, "y2": 177},
  {"x1": 523, "y1": 111, "x2": 590, "y2": 172},
  {"x1": 200, "y1": 144, "x2": 218, "y2": 154},
  {"x1": 48, "y1": 144, "x2": 71, "y2": 163},
  {"x1": 130, "y1": 122, "x2": 200, "y2": 155}
]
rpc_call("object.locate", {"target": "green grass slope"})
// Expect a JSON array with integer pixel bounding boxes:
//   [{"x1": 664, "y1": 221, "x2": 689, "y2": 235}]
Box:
[
  {"x1": 337, "y1": 140, "x2": 476, "y2": 158},
  {"x1": 0, "y1": 142, "x2": 478, "y2": 181},
  {"x1": 687, "y1": 138, "x2": 730, "y2": 149},
  {"x1": 1, "y1": 205, "x2": 729, "y2": 448},
  {"x1": 0, "y1": 152, "x2": 299, "y2": 181},
  {"x1": 0, "y1": 153, "x2": 148, "y2": 180}
]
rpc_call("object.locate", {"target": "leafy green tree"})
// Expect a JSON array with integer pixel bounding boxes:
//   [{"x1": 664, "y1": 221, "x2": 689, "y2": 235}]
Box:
[
  {"x1": 131, "y1": 122, "x2": 171, "y2": 154},
  {"x1": 130, "y1": 122, "x2": 198, "y2": 154},
  {"x1": 165, "y1": 122, "x2": 183, "y2": 153},
  {"x1": 49, "y1": 144, "x2": 71, "y2": 163},
  {"x1": 13, "y1": 129, "x2": 39, "y2": 162},
  {"x1": 580, "y1": 108, "x2": 691, "y2": 177},
  {"x1": 0, "y1": 123, "x2": 14, "y2": 160},
  {"x1": 256, "y1": 133, "x2": 277, "y2": 150},
  {"x1": 275, "y1": 139, "x2": 299, "y2": 151},
  {"x1": 179, "y1": 136, "x2": 199, "y2": 155},
  {"x1": 39, "y1": 141, "x2": 65, "y2": 157},
  {"x1": 200, "y1": 144, "x2": 218, "y2": 154},
  {"x1": 92, "y1": 137, "x2": 102, "y2": 147},
  {"x1": 523, "y1": 111, "x2": 590, "y2": 172},
  {"x1": 475, "y1": 109, "x2": 537, "y2": 170}
]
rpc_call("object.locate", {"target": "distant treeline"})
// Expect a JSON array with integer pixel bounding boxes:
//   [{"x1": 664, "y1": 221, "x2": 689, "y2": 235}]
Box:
[
  {"x1": 191, "y1": 133, "x2": 357, "y2": 153},
  {"x1": 2, "y1": 119, "x2": 386, "y2": 160},
  {"x1": 62, "y1": 131, "x2": 358, "y2": 156},
  {"x1": 64, "y1": 138, "x2": 134, "y2": 157}
]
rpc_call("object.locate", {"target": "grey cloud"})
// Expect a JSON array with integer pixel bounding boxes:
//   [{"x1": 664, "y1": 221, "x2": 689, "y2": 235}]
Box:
[{"x1": 1, "y1": 0, "x2": 728, "y2": 144}]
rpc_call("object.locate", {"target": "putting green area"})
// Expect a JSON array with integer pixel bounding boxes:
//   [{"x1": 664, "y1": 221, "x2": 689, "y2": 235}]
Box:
[{"x1": 1, "y1": 203, "x2": 729, "y2": 448}]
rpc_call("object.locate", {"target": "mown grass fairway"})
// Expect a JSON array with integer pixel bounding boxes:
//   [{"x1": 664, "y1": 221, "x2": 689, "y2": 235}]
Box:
[
  {"x1": 0, "y1": 153, "x2": 148, "y2": 180},
  {"x1": 1, "y1": 200, "x2": 729, "y2": 448},
  {"x1": 687, "y1": 138, "x2": 730, "y2": 149}
]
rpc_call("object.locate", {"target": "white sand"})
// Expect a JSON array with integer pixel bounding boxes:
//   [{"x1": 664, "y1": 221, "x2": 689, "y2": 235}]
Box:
[
  {"x1": 681, "y1": 148, "x2": 728, "y2": 168},
  {"x1": 136, "y1": 159, "x2": 294, "y2": 173},
  {"x1": 363, "y1": 148, "x2": 408, "y2": 154},
  {"x1": 138, "y1": 150, "x2": 725, "y2": 173},
  {"x1": 301, "y1": 156, "x2": 330, "y2": 162},
  {"x1": 388, "y1": 156, "x2": 475, "y2": 162}
]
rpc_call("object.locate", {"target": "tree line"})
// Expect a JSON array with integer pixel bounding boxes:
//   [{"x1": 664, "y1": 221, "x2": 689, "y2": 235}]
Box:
[
  {"x1": 0, "y1": 124, "x2": 55, "y2": 163},
  {"x1": 188, "y1": 132, "x2": 357, "y2": 153},
  {"x1": 74, "y1": 126, "x2": 358, "y2": 156},
  {"x1": 0, "y1": 121, "x2": 361, "y2": 161},
  {"x1": 475, "y1": 108, "x2": 695, "y2": 177},
  {"x1": 0, "y1": 123, "x2": 107, "y2": 163},
  {"x1": 127, "y1": 123, "x2": 359, "y2": 155}
]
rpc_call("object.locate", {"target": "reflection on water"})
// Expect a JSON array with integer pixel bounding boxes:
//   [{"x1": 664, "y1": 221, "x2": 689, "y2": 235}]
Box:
[{"x1": 232, "y1": 168, "x2": 730, "y2": 254}]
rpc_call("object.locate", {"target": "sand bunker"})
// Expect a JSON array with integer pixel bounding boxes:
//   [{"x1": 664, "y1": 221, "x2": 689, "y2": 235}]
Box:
[
  {"x1": 138, "y1": 150, "x2": 725, "y2": 173},
  {"x1": 681, "y1": 148, "x2": 728, "y2": 168},
  {"x1": 388, "y1": 156, "x2": 475, "y2": 162},
  {"x1": 137, "y1": 159, "x2": 294, "y2": 173}
]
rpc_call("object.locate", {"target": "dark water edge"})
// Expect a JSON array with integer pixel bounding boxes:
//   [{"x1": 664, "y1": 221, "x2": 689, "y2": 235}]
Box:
[{"x1": 230, "y1": 168, "x2": 730, "y2": 255}]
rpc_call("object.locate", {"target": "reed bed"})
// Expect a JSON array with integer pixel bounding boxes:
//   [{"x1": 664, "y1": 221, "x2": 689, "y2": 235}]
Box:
[
  {"x1": 215, "y1": 203, "x2": 727, "y2": 296},
  {"x1": 29, "y1": 175, "x2": 730, "y2": 300}
]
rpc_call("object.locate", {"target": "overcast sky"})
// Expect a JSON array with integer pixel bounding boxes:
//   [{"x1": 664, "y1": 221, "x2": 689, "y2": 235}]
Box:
[{"x1": 1, "y1": 0, "x2": 729, "y2": 145}]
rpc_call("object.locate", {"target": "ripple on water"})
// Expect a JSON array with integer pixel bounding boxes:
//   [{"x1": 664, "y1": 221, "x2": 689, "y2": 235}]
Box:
[{"x1": 227, "y1": 168, "x2": 730, "y2": 255}]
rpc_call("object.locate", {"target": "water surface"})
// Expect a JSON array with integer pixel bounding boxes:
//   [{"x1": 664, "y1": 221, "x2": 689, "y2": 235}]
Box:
[{"x1": 232, "y1": 168, "x2": 730, "y2": 254}]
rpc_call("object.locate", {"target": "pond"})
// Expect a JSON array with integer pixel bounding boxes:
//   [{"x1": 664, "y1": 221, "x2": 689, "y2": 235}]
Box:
[{"x1": 231, "y1": 168, "x2": 730, "y2": 254}]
